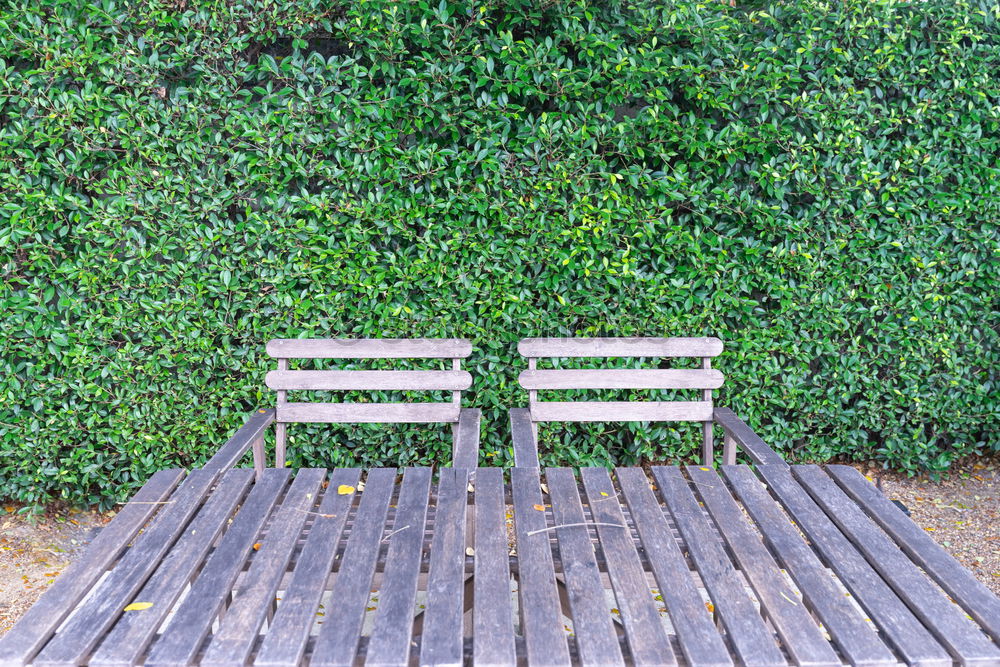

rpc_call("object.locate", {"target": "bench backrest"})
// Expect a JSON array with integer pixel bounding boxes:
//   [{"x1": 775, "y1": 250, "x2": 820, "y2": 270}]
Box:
[{"x1": 265, "y1": 338, "x2": 473, "y2": 424}]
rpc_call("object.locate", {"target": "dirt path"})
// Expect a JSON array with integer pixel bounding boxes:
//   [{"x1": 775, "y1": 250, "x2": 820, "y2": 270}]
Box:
[{"x1": 1, "y1": 456, "x2": 997, "y2": 636}]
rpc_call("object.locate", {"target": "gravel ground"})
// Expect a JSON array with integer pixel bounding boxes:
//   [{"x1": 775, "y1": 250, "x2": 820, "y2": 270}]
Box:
[{"x1": 1, "y1": 456, "x2": 997, "y2": 637}]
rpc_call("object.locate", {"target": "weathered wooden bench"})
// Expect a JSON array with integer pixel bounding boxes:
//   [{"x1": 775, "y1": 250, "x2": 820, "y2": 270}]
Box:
[
  {"x1": 509, "y1": 337, "x2": 782, "y2": 467},
  {"x1": 2, "y1": 337, "x2": 999, "y2": 666}
]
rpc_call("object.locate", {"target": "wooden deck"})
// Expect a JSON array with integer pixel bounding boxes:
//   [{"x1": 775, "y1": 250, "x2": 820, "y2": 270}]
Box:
[{"x1": 2, "y1": 464, "x2": 998, "y2": 666}]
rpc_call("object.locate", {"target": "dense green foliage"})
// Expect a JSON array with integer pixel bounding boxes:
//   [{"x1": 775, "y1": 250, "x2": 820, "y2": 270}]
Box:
[{"x1": 2, "y1": 0, "x2": 998, "y2": 507}]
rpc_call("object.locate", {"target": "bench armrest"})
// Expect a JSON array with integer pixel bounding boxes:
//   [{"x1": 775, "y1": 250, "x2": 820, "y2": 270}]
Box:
[
  {"x1": 203, "y1": 408, "x2": 276, "y2": 475},
  {"x1": 713, "y1": 407, "x2": 787, "y2": 467},
  {"x1": 451, "y1": 407, "x2": 481, "y2": 469}
]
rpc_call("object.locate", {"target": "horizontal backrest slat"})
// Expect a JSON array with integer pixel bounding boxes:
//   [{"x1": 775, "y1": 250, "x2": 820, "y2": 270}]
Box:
[
  {"x1": 265, "y1": 370, "x2": 472, "y2": 391},
  {"x1": 529, "y1": 401, "x2": 712, "y2": 423},
  {"x1": 266, "y1": 338, "x2": 472, "y2": 359},
  {"x1": 518, "y1": 337, "x2": 722, "y2": 358},
  {"x1": 518, "y1": 368, "x2": 723, "y2": 390},
  {"x1": 277, "y1": 402, "x2": 461, "y2": 424}
]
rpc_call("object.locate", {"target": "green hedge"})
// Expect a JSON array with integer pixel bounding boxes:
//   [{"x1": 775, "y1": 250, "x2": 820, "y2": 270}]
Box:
[{"x1": 2, "y1": 0, "x2": 998, "y2": 507}]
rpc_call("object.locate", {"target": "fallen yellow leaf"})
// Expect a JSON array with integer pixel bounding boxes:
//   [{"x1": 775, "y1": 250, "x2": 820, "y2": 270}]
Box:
[
  {"x1": 705, "y1": 602, "x2": 715, "y2": 613},
  {"x1": 124, "y1": 602, "x2": 153, "y2": 611},
  {"x1": 533, "y1": 504, "x2": 545, "y2": 511},
  {"x1": 253, "y1": 542, "x2": 262, "y2": 550},
  {"x1": 699, "y1": 467, "x2": 710, "y2": 471},
  {"x1": 600, "y1": 492, "x2": 609, "y2": 497},
  {"x1": 338, "y1": 485, "x2": 356, "y2": 495}
]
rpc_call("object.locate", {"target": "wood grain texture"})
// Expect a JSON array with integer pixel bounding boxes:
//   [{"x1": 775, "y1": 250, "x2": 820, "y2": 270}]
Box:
[
  {"x1": 685, "y1": 466, "x2": 841, "y2": 667},
  {"x1": 254, "y1": 469, "x2": 362, "y2": 667},
  {"x1": 712, "y1": 407, "x2": 785, "y2": 466},
  {"x1": 755, "y1": 465, "x2": 952, "y2": 667},
  {"x1": 529, "y1": 400, "x2": 712, "y2": 423},
  {"x1": 518, "y1": 368, "x2": 724, "y2": 390},
  {"x1": 143, "y1": 468, "x2": 292, "y2": 667},
  {"x1": 473, "y1": 467, "x2": 517, "y2": 667},
  {"x1": 34, "y1": 469, "x2": 219, "y2": 667},
  {"x1": 451, "y1": 407, "x2": 480, "y2": 469},
  {"x1": 366, "y1": 467, "x2": 433, "y2": 666},
  {"x1": 89, "y1": 469, "x2": 256, "y2": 667},
  {"x1": 721, "y1": 465, "x2": 896, "y2": 666},
  {"x1": 0, "y1": 469, "x2": 184, "y2": 666},
  {"x1": 310, "y1": 468, "x2": 398, "y2": 667},
  {"x1": 615, "y1": 467, "x2": 732, "y2": 667},
  {"x1": 203, "y1": 408, "x2": 275, "y2": 473},
  {"x1": 266, "y1": 338, "x2": 472, "y2": 359},
  {"x1": 651, "y1": 466, "x2": 786, "y2": 666},
  {"x1": 511, "y1": 467, "x2": 571, "y2": 666},
  {"x1": 420, "y1": 468, "x2": 469, "y2": 667},
  {"x1": 794, "y1": 464, "x2": 1000, "y2": 664},
  {"x1": 580, "y1": 468, "x2": 676, "y2": 666},
  {"x1": 827, "y1": 464, "x2": 1000, "y2": 645},
  {"x1": 265, "y1": 369, "x2": 472, "y2": 391},
  {"x1": 546, "y1": 467, "x2": 625, "y2": 666},
  {"x1": 518, "y1": 337, "x2": 723, "y2": 358},
  {"x1": 509, "y1": 407, "x2": 539, "y2": 467},
  {"x1": 277, "y1": 401, "x2": 461, "y2": 423}
]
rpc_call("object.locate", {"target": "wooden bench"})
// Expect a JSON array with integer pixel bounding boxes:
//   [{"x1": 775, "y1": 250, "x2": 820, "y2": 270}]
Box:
[
  {"x1": 209, "y1": 338, "x2": 481, "y2": 476},
  {"x1": 509, "y1": 336, "x2": 785, "y2": 468}
]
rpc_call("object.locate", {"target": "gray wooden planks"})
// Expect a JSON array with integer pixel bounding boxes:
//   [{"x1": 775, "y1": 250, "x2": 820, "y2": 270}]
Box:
[
  {"x1": 203, "y1": 408, "x2": 275, "y2": 473},
  {"x1": 685, "y1": 466, "x2": 841, "y2": 666},
  {"x1": 451, "y1": 407, "x2": 481, "y2": 469},
  {"x1": 651, "y1": 466, "x2": 786, "y2": 666},
  {"x1": 518, "y1": 368, "x2": 724, "y2": 390},
  {"x1": 253, "y1": 469, "x2": 362, "y2": 667},
  {"x1": 711, "y1": 408, "x2": 786, "y2": 467},
  {"x1": 755, "y1": 464, "x2": 952, "y2": 667},
  {"x1": 33, "y1": 468, "x2": 220, "y2": 667},
  {"x1": 794, "y1": 464, "x2": 1000, "y2": 664},
  {"x1": 264, "y1": 369, "x2": 472, "y2": 391},
  {"x1": 0, "y1": 468, "x2": 185, "y2": 666},
  {"x1": 518, "y1": 337, "x2": 724, "y2": 358},
  {"x1": 266, "y1": 338, "x2": 472, "y2": 359},
  {"x1": 511, "y1": 467, "x2": 571, "y2": 666},
  {"x1": 473, "y1": 467, "x2": 517, "y2": 666},
  {"x1": 546, "y1": 467, "x2": 625, "y2": 666},
  {"x1": 89, "y1": 468, "x2": 256, "y2": 667},
  {"x1": 310, "y1": 468, "x2": 398, "y2": 667},
  {"x1": 722, "y1": 465, "x2": 897, "y2": 666},
  {"x1": 143, "y1": 468, "x2": 292, "y2": 667},
  {"x1": 615, "y1": 467, "x2": 732, "y2": 667},
  {"x1": 277, "y1": 401, "x2": 461, "y2": 424},
  {"x1": 529, "y1": 400, "x2": 712, "y2": 423},
  {"x1": 420, "y1": 468, "x2": 470, "y2": 667},
  {"x1": 579, "y1": 468, "x2": 675, "y2": 666},
  {"x1": 509, "y1": 407, "x2": 539, "y2": 467},
  {"x1": 366, "y1": 467, "x2": 434, "y2": 667},
  {"x1": 827, "y1": 464, "x2": 1000, "y2": 645}
]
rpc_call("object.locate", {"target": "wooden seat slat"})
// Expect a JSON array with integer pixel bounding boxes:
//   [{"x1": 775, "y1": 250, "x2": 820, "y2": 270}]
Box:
[
  {"x1": 90, "y1": 469, "x2": 256, "y2": 667},
  {"x1": 827, "y1": 464, "x2": 1000, "y2": 645},
  {"x1": 528, "y1": 400, "x2": 712, "y2": 423},
  {"x1": 473, "y1": 467, "x2": 517, "y2": 666},
  {"x1": 144, "y1": 468, "x2": 292, "y2": 667},
  {"x1": 277, "y1": 401, "x2": 461, "y2": 424},
  {"x1": 685, "y1": 466, "x2": 841, "y2": 666},
  {"x1": 579, "y1": 467, "x2": 676, "y2": 666},
  {"x1": 267, "y1": 338, "x2": 472, "y2": 359},
  {"x1": 420, "y1": 468, "x2": 470, "y2": 667},
  {"x1": 547, "y1": 467, "x2": 626, "y2": 666},
  {"x1": 511, "y1": 467, "x2": 572, "y2": 666},
  {"x1": 310, "y1": 468, "x2": 397, "y2": 667},
  {"x1": 518, "y1": 337, "x2": 723, "y2": 358},
  {"x1": 365, "y1": 467, "x2": 434, "y2": 666},
  {"x1": 265, "y1": 369, "x2": 472, "y2": 391},
  {"x1": 34, "y1": 469, "x2": 219, "y2": 667},
  {"x1": 794, "y1": 465, "x2": 1000, "y2": 664},
  {"x1": 721, "y1": 465, "x2": 897, "y2": 666},
  {"x1": 519, "y1": 368, "x2": 724, "y2": 390},
  {"x1": 254, "y1": 469, "x2": 361, "y2": 667},
  {"x1": 615, "y1": 467, "x2": 732, "y2": 667},
  {"x1": 755, "y1": 465, "x2": 952, "y2": 666},
  {"x1": 651, "y1": 466, "x2": 786, "y2": 666},
  {"x1": 0, "y1": 468, "x2": 184, "y2": 666}
]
